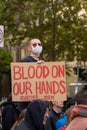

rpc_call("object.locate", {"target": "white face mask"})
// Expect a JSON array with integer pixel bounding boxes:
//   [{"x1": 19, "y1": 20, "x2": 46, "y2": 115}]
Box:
[{"x1": 31, "y1": 45, "x2": 42, "y2": 54}]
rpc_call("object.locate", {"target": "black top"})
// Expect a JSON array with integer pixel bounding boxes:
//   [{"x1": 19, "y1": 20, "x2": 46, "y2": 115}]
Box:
[
  {"x1": 45, "y1": 109, "x2": 65, "y2": 130},
  {"x1": 21, "y1": 56, "x2": 38, "y2": 62},
  {"x1": 2, "y1": 101, "x2": 19, "y2": 130},
  {"x1": 15, "y1": 100, "x2": 49, "y2": 130}
]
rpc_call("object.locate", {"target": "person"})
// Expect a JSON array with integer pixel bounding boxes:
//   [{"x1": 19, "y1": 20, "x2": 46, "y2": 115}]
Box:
[
  {"x1": 14, "y1": 100, "x2": 49, "y2": 130},
  {"x1": 66, "y1": 85, "x2": 87, "y2": 130},
  {"x1": 10, "y1": 108, "x2": 27, "y2": 130},
  {"x1": 21, "y1": 38, "x2": 43, "y2": 62},
  {"x1": 1, "y1": 94, "x2": 19, "y2": 130},
  {"x1": 45, "y1": 101, "x2": 67, "y2": 130},
  {"x1": 18, "y1": 38, "x2": 43, "y2": 112},
  {"x1": 64, "y1": 97, "x2": 75, "y2": 127}
]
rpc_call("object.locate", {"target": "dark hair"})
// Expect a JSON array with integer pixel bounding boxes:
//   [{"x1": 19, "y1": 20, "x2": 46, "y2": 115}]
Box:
[
  {"x1": 65, "y1": 97, "x2": 75, "y2": 108},
  {"x1": 73, "y1": 85, "x2": 87, "y2": 105}
]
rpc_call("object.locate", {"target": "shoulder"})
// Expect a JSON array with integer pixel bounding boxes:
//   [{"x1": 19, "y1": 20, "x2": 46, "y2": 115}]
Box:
[
  {"x1": 14, "y1": 120, "x2": 29, "y2": 130},
  {"x1": 21, "y1": 56, "x2": 32, "y2": 62},
  {"x1": 21, "y1": 56, "x2": 37, "y2": 62},
  {"x1": 2, "y1": 104, "x2": 16, "y2": 114},
  {"x1": 66, "y1": 117, "x2": 87, "y2": 130}
]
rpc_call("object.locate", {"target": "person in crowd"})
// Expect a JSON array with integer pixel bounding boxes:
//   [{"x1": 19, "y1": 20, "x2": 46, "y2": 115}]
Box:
[
  {"x1": 66, "y1": 85, "x2": 87, "y2": 130},
  {"x1": 0, "y1": 106, "x2": 2, "y2": 130},
  {"x1": 21, "y1": 38, "x2": 43, "y2": 62},
  {"x1": 10, "y1": 108, "x2": 27, "y2": 130},
  {"x1": 45, "y1": 101, "x2": 67, "y2": 130},
  {"x1": 61, "y1": 97, "x2": 73, "y2": 112},
  {"x1": 1, "y1": 94, "x2": 19, "y2": 130},
  {"x1": 14, "y1": 100, "x2": 49, "y2": 130},
  {"x1": 64, "y1": 97, "x2": 75, "y2": 127},
  {"x1": 18, "y1": 38, "x2": 43, "y2": 112}
]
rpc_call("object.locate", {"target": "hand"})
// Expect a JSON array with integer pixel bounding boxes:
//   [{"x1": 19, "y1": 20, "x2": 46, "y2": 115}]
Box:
[{"x1": 37, "y1": 60, "x2": 44, "y2": 64}]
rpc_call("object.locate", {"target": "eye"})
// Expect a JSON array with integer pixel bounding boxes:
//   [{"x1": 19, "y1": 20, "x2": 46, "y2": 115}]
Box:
[
  {"x1": 32, "y1": 44, "x2": 37, "y2": 47},
  {"x1": 38, "y1": 43, "x2": 42, "y2": 46}
]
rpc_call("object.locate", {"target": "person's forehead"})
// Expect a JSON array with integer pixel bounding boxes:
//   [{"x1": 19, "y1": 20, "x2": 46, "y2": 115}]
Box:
[{"x1": 31, "y1": 39, "x2": 41, "y2": 44}]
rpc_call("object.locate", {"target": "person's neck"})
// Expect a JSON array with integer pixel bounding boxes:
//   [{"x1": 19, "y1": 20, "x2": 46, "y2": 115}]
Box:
[
  {"x1": 30, "y1": 53, "x2": 40, "y2": 60},
  {"x1": 53, "y1": 106, "x2": 61, "y2": 113}
]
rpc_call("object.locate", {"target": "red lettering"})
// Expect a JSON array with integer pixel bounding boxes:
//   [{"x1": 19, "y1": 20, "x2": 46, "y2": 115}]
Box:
[
  {"x1": 13, "y1": 82, "x2": 32, "y2": 95},
  {"x1": 58, "y1": 65, "x2": 65, "y2": 77},
  {"x1": 36, "y1": 81, "x2": 42, "y2": 94},
  {"x1": 22, "y1": 67, "x2": 28, "y2": 80},
  {"x1": 13, "y1": 65, "x2": 50, "y2": 80},
  {"x1": 44, "y1": 95, "x2": 54, "y2": 100},
  {"x1": 13, "y1": 66, "x2": 21, "y2": 80},
  {"x1": 26, "y1": 82, "x2": 32, "y2": 94},
  {"x1": 43, "y1": 66, "x2": 50, "y2": 78},
  {"x1": 45, "y1": 81, "x2": 53, "y2": 94},
  {"x1": 60, "y1": 80, "x2": 66, "y2": 94},
  {"x1": 41, "y1": 81, "x2": 47, "y2": 94},
  {"x1": 20, "y1": 95, "x2": 38, "y2": 101},
  {"x1": 36, "y1": 81, "x2": 51, "y2": 94},
  {"x1": 35, "y1": 66, "x2": 50, "y2": 78},
  {"x1": 13, "y1": 82, "x2": 19, "y2": 95},
  {"x1": 36, "y1": 66, "x2": 42, "y2": 78},
  {"x1": 13, "y1": 66, "x2": 28, "y2": 80},
  {"x1": 36, "y1": 81, "x2": 59, "y2": 94},
  {"x1": 52, "y1": 65, "x2": 58, "y2": 78},
  {"x1": 53, "y1": 81, "x2": 60, "y2": 94},
  {"x1": 20, "y1": 96, "x2": 29, "y2": 101},
  {"x1": 52, "y1": 65, "x2": 65, "y2": 78},
  {"x1": 28, "y1": 66, "x2": 35, "y2": 78}
]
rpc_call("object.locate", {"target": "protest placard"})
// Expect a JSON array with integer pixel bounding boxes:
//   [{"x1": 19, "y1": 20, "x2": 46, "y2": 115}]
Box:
[{"x1": 11, "y1": 62, "x2": 67, "y2": 101}]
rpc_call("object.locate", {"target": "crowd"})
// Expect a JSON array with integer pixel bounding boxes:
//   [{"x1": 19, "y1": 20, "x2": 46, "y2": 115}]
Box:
[
  {"x1": 0, "y1": 38, "x2": 87, "y2": 130},
  {"x1": 1, "y1": 85, "x2": 87, "y2": 130}
]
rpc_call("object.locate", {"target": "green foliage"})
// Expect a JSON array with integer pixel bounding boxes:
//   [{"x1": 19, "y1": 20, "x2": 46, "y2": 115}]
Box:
[
  {"x1": 0, "y1": 49, "x2": 12, "y2": 75},
  {"x1": 0, "y1": 0, "x2": 87, "y2": 65}
]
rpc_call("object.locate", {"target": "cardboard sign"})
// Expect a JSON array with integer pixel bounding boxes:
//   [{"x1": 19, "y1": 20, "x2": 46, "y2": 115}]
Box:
[{"x1": 11, "y1": 62, "x2": 67, "y2": 101}]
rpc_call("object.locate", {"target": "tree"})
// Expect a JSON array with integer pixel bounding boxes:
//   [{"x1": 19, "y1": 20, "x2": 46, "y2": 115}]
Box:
[
  {"x1": 0, "y1": 49, "x2": 12, "y2": 77},
  {"x1": 0, "y1": 0, "x2": 87, "y2": 63}
]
